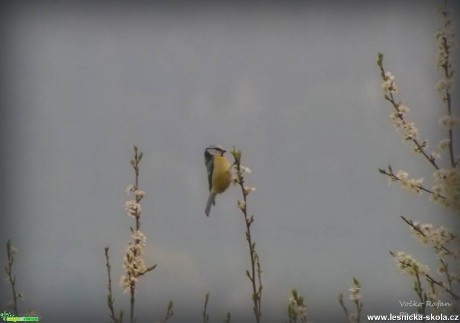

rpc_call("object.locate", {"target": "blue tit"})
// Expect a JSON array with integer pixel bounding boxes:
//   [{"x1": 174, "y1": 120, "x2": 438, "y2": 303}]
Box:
[{"x1": 204, "y1": 145, "x2": 232, "y2": 216}]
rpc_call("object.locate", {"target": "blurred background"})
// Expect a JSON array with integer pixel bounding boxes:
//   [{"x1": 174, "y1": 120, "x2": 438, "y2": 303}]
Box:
[{"x1": 1, "y1": 0, "x2": 458, "y2": 322}]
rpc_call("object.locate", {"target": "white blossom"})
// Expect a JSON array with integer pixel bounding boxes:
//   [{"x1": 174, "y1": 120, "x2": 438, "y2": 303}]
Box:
[
  {"x1": 439, "y1": 115, "x2": 458, "y2": 129},
  {"x1": 393, "y1": 251, "x2": 429, "y2": 276},
  {"x1": 382, "y1": 71, "x2": 399, "y2": 94}
]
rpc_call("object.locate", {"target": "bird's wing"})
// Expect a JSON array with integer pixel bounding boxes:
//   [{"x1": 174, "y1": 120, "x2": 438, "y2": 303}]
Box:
[{"x1": 206, "y1": 158, "x2": 214, "y2": 192}]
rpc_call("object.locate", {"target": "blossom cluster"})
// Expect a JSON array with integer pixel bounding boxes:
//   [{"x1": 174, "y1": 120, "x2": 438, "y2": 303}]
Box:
[
  {"x1": 435, "y1": 5, "x2": 455, "y2": 99},
  {"x1": 438, "y1": 138, "x2": 450, "y2": 151},
  {"x1": 409, "y1": 222, "x2": 456, "y2": 254},
  {"x1": 338, "y1": 277, "x2": 363, "y2": 323},
  {"x1": 348, "y1": 280, "x2": 361, "y2": 302},
  {"x1": 125, "y1": 184, "x2": 145, "y2": 218},
  {"x1": 431, "y1": 167, "x2": 460, "y2": 213},
  {"x1": 381, "y1": 71, "x2": 422, "y2": 144},
  {"x1": 393, "y1": 251, "x2": 429, "y2": 277},
  {"x1": 389, "y1": 104, "x2": 409, "y2": 128},
  {"x1": 287, "y1": 289, "x2": 307, "y2": 323},
  {"x1": 394, "y1": 170, "x2": 424, "y2": 194},
  {"x1": 381, "y1": 71, "x2": 398, "y2": 95},
  {"x1": 125, "y1": 200, "x2": 142, "y2": 217},
  {"x1": 388, "y1": 104, "x2": 421, "y2": 142},
  {"x1": 435, "y1": 78, "x2": 454, "y2": 97},
  {"x1": 402, "y1": 122, "x2": 419, "y2": 141},
  {"x1": 120, "y1": 229, "x2": 148, "y2": 293},
  {"x1": 439, "y1": 115, "x2": 458, "y2": 130},
  {"x1": 120, "y1": 182, "x2": 149, "y2": 293}
]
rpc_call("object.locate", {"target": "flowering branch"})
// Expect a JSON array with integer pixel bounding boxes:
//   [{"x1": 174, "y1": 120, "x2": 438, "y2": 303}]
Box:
[
  {"x1": 121, "y1": 145, "x2": 157, "y2": 323},
  {"x1": 392, "y1": 250, "x2": 460, "y2": 301},
  {"x1": 231, "y1": 147, "x2": 262, "y2": 323},
  {"x1": 286, "y1": 289, "x2": 308, "y2": 323},
  {"x1": 338, "y1": 277, "x2": 363, "y2": 323},
  {"x1": 377, "y1": 1, "x2": 459, "y2": 214},
  {"x1": 377, "y1": 53, "x2": 439, "y2": 169},
  {"x1": 399, "y1": 215, "x2": 460, "y2": 301},
  {"x1": 379, "y1": 166, "x2": 444, "y2": 197},
  {"x1": 435, "y1": 2, "x2": 456, "y2": 167},
  {"x1": 390, "y1": 251, "x2": 429, "y2": 315},
  {"x1": 401, "y1": 215, "x2": 455, "y2": 256},
  {"x1": 375, "y1": 2, "x2": 459, "y2": 319},
  {"x1": 425, "y1": 274, "x2": 460, "y2": 300}
]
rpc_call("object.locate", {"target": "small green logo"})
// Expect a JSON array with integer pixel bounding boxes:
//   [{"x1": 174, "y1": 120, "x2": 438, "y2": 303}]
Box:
[{"x1": 0, "y1": 311, "x2": 39, "y2": 322}]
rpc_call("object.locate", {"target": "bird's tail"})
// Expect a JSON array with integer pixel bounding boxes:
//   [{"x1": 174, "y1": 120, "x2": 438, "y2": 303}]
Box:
[{"x1": 205, "y1": 193, "x2": 215, "y2": 216}]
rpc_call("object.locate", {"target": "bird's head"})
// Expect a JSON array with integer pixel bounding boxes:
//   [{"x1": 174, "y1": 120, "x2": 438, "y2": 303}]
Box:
[{"x1": 205, "y1": 145, "x2": 226, "y2": 158}]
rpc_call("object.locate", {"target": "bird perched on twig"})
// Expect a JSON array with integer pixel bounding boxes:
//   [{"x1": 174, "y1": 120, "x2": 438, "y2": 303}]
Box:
[{"x1": 204, "y1": 145, "x2": 232, "y2": 216}]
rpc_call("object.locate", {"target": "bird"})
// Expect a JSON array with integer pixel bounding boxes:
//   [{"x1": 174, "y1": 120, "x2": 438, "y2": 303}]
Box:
[{"x1": 204, "y1": 145, "x2": 232, "y2": 216}]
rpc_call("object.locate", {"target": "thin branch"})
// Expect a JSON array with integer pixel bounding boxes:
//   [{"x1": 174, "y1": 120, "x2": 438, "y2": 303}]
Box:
[
  {"x1": 158, "y1": 300, "x2": 174, "y2": 323},
  {"x1": 438, "y1": 7, "x2": 456, "y2": 167},
  {"x1": 400, "y1": 216, "x2": 450, "y2": 255},
  {"x1": 105, "y1": 246, "x2": 123, "y2": 323},
  {"x1": 379, "y1": 168, "x2": 445, "y2": 198},
  {"x1": 426, "y1": 274, "x2": 459, "y2": 300},
  {"x1": 202, "y1": 293, "x2": 210, "y2": 323},
  {"x1": 377, "y1": 55, "x2": 440, "y2": 170},
  {"x1": 391, "y1": 251, "x2": 460, "y2": 301},
  {"x1": 231, "y1": 148, "x2": 262, "y2": 323},
  {"x1": 5, "y1": 240, "x2": 19, "y2": 316},
  {"x1": 338, "y1": 293, "x2": 349, "y2": 321}
]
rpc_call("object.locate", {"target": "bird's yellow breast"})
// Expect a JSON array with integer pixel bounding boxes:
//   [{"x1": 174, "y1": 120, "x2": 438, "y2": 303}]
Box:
[{"x1": 212, "y1": 156, "x2": 232, "y2": 194}]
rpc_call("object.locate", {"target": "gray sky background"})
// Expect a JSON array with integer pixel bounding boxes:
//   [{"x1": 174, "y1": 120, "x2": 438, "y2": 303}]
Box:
[{"x1": 1, "y1": 1, "x2": 459, "y2": 322}]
